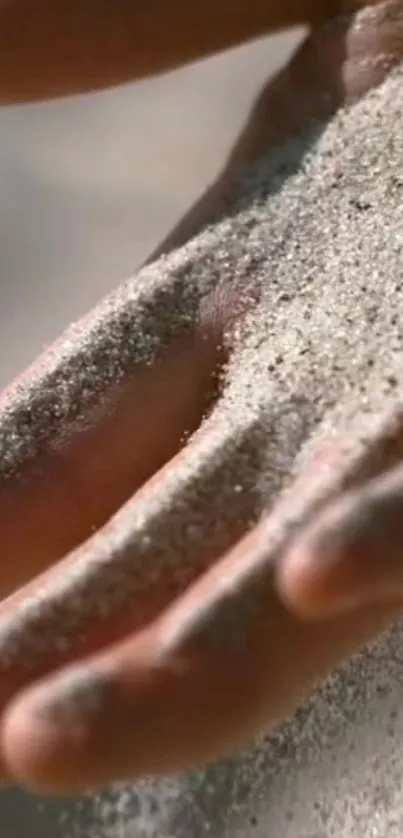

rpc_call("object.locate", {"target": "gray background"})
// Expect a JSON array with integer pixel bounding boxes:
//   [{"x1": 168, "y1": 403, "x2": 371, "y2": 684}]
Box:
[{"x1": 0, "y1": 30, "x2": 301, "y2": 385}]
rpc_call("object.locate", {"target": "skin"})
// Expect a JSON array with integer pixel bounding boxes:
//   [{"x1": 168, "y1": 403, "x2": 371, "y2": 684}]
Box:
[{"x1": 0, "y1": 0, "x2": 403, "y2": 795}]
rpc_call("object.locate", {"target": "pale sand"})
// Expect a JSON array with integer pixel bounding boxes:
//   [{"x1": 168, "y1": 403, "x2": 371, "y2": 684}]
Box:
[
  {"x1": 2, "y1": 65, "x2": 403, "y2": 836},
  {"x1": 94, "y1": 68, "x2": 403, "y2": 836}
]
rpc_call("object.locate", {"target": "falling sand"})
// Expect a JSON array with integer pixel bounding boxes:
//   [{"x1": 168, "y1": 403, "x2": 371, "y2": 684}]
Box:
[{"x1": 2, "y1": 65, "x2": 403, "y2": 836}]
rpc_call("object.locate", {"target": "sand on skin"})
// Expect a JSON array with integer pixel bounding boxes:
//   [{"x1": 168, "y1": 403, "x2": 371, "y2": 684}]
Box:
[
  {"x1": 90, "y1": 69, "x2": 403, "y2": 836},
  {"x1": 2, "y1": 63, "x2": 403, "y2": 836}
]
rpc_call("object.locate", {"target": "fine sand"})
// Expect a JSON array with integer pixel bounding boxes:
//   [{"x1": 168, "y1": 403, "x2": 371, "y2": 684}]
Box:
[
  {"x1": 92, "y1": 67, "x2": 403, "y2": 838},
  {"x1": 2, "y1": 59, "x2": 403, "y2": 837},
  {"x1": 91, "y1": 66, "x2": 403, "y2": 836}
]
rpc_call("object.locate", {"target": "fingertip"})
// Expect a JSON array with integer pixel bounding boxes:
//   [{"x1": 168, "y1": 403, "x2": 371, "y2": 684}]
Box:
[
  {"x1": 276, "y1": 540, "x2": 332, "y2": 619},
  {"x1": 1, "y1": 665, "x2": 119, "y2": 794},
  {"x1": 0, "y1": 624, "x2": 271, "y2": 794},
  {"x1": 0, "y1": 641, "x2": 195, "y2": 793},
  {"x1": 278, "y1": 469, "x2": 403, "y2": 620},
  {"x1": 1, "y1": 695, "x2": 73, "y2": 794},
  {"x1": 277, "y1": 528, "x2": 366, "y2": 620}
]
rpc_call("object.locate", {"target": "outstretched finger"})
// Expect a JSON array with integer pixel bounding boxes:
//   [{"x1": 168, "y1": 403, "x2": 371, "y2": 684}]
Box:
[
  {"x1": 0, "y1": 0, "x2": 327, "y2": 103},
  {"x1": 1, "y1": 519, "x2": 400, "y2": 795},
  {"x1": 2, "y1": 427, "x2": 403, "y2": 792},
  {"x1": 279, "y1": 462, "x2": 403, "y2": 618},
  {"x1": 0, "y1": 398, "x2": 267, "y2": 785},
  {"x1": 0, "y1": 264, "x2": 220, "y2": 601}
]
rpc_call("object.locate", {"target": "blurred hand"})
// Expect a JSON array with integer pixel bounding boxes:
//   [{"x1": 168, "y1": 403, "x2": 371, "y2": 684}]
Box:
[{"x1": 0, "y1": 0, "x2": 402, "y2": 797}]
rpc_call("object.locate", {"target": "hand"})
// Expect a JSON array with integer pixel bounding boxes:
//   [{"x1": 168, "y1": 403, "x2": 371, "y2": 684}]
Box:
[
  {"x1": 0, "y1": 0, "x2": 331, "y2": 103},
  {"x1": 0, "y1": 0, "x2": 402, "y2": 797}
]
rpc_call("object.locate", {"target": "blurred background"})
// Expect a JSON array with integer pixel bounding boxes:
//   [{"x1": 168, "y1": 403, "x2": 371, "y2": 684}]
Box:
[
  {"x1": 0, "y1": 28, "x2": 302, "y2": 836},
  {"x1": 0, "y1": 28, "x2": 302, "y2": 387}
]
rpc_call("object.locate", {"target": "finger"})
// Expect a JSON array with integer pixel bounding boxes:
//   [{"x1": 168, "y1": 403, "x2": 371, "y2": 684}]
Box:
[
  {"x1": 0, "y1": 264, "x2": 219, "y2": 600},
  {"x1": 0, "y1": 400, "x2": 269, "y2": 784},
  {"x1": 279, "y1": 461, "x2": 403, "y2": 619},
  {"x1": 275, "y1": 398, "x2": 403, "y2": 618},
  {"x1": 2, "y1": 424, "x2": 402, "y2": 793},
  {"x1": 0, "y1": 0, "x2": 328, "y2": 104},
  {"x1": 2, "y1": 524, "x2": 401, "y2": 794}
]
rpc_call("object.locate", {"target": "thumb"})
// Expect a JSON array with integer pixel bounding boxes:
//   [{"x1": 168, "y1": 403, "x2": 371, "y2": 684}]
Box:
[{"x1": 277, "y1": 463, "x2": 403, "y2": 619}]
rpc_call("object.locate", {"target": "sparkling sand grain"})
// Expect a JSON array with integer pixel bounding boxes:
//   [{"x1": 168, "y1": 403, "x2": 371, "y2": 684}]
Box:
[{"x1": 2, "y1": 67, "x2": 403, "y2": 836}]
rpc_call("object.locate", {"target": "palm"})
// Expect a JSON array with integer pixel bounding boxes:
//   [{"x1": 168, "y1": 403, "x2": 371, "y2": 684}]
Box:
[{"x1": 0, "y1": 0, "x2": 402, "y2": 795}]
